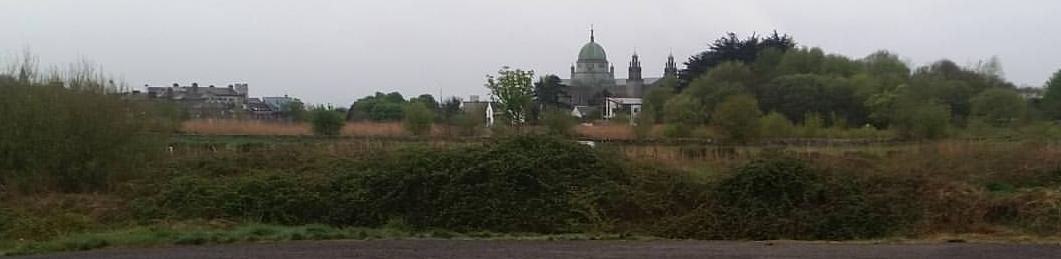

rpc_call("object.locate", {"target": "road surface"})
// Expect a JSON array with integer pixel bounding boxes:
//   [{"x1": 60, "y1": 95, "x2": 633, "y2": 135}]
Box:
[{"x1": 17, "y1": 240, "x2": 1061, "y2": 259}]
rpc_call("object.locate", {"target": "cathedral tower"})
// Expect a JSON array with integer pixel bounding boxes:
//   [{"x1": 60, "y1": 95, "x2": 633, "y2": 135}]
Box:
[{"x1": 664, "y1": 53, "x2": 679, "y2": 78}]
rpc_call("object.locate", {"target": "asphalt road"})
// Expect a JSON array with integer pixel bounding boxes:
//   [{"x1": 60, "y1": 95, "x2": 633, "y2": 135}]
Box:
[{"x1": 17, "y1": 240, "x2": 1061, "y2": 259}]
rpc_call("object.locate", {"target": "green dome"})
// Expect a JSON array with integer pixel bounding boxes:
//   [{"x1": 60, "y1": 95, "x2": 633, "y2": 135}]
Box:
[{"x1": 578, "y1": 41, "x2": 607, "y2": 61}]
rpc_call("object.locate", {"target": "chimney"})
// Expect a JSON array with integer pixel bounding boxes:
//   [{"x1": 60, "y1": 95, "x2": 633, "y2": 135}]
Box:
[{"x1": 470, "y1": 95, "x2": 480, "y2": 102}]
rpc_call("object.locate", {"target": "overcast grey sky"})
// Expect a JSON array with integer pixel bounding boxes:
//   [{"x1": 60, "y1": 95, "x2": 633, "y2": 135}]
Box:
[{"x1": 2, "y1": 0, "x2": 1059, "y2": 105}]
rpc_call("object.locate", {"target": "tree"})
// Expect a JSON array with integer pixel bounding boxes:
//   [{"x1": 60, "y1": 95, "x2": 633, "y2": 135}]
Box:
[
  {"x1": 1042, "y1": 69, "x2": 1061, "y2": 119},
  {"x1": 347, "y1": 92, "x2": 406, "y2": 121},
  {"x1": 759, "y1": 74, "x2": 866, "y2": 125},
  {"x1": 713, "y1": 94, "x2": 762, "y2": 142},
  {"x1": 642, "y1": 86, "x2": 674, "y2": 124},
  {"x1": 485, "y1": 67, "x2": 535, "y2": 126},
  {"x1": 439, "y1": 97, "x2": 463, "y2": 122},
  {"x1": 680, "y1": 31, "x2": 795, "y2": 88},
  {"x1": 970, "y1": 88, "x2": 1027, "y2": 127},
  {"x1": 662, "y1": 94, "x2": 704, "y2": 137},
  {"x1": 403, "y1": 102, "x2": 434, "y2": 136},
  {"x1": 534, "y1": 75, "x2": 567, "y2": 109},
  {"x1": 282, "y1": 99, "x2": 307, "y2": 122},
  {"x1": 409, "y1": 94, "x2": 439, "y2": 111},
  {"x1": 862, "y1": 51, "x2": 910, "y2": 87},
  {"x1": 311, "y1": 106, "x2": 345, "y2": 136},
  {"x1": 894, "y1": 101, "x2": 951, "y2": 140}
]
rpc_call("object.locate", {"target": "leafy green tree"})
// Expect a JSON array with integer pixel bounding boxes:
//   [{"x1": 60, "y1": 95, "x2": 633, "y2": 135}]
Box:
[
  {"x1": 861, "y1": 51, "x2": 911, "y2": 89},
  {"x1": 970, "y1": 88, "x2": 1027, "y2": 127},
  {"x1": 759, "y1": 112, "x2": 795, "y2": 138},
  {"x1": 894, "y1": 101, "x2": 951, "y2": 140},
  {"x1": 642, "y1": 86, "x2": 675, "y2": 124},
  {"x1": 311, "y1": 106, "x2": 345, "y2": 136},
  {"x1": 713, "y1": 94, "x2": 763, "y2": 142},
  {"x1": 1042, "y1": 69, "x2": 1061, "y2": 119},
  {"x1": 402, "y1": 102, "x2": 434, "y2": 136},
  {"x1": 759, "y1": 74, "x2": 866, "y2": 125},
  {"x1": 662, "y1": 94, "x2": 704, "y2": 137},
  {"x1": 347, "y1": 92, "x2": 406, "y2": 121},
  {"x1": 775, "y1": 47, "x2": 826, "y2": 76},
  {"x1": 409, "y1": 94, "x2": 439, "y2": 111},
  {"x1": 485, "y1": 67, "x2": 535, "y2": 126}
]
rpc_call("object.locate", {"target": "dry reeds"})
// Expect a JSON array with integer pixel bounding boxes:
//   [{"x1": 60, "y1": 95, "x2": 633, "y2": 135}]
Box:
[{"x1": 182, "y1": 120, "x2": 310, "y2": 135}]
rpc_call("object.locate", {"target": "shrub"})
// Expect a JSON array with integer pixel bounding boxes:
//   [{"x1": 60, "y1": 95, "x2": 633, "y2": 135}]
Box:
[
  {"x1": 759, "y1": 112, "x2": 794, "y2": 138},
  {"x1": 402, "y1": 103, "x2": 434, "y2": 136},
  {"x1": 0, "y1": 78, "x2": 175, "y2": 192},
  {"x1": 350, "y1": 135, "x2": 624, "y2": 233},
  {"x1": 895, "y1": 102, "x2": 950, "y2": 140},
  {"x1": 310, "y1": 107, "x2": 345, "y2": 136},
  {"x1": 970, "y1": 88, "x2": 1027, "y2": 127},
  {"x1": 713, "y1": 94, "x2": 762, "y2": 142},
  {"x1": 541, "y1": 108, "x2": 577, "y2": 136},
  {"x1": 670, "y1": 155, "x2": 913, "y2": 240},
  {"x1": 662, "y1": 94, "x2": 703, "y2": 138}
]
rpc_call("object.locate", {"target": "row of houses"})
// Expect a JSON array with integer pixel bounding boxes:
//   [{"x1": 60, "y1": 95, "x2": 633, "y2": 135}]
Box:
[{"x1": 127, "y1": 83, "x2": 298, "y2": 120}]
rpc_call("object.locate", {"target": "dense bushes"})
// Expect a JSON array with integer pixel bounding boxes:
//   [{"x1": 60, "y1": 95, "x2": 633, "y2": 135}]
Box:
[
  {"x1": 663, "y1": 155, "x2": 919, "y2": 240},
  {"x1": 310, "y1": 107, "x2": 345, "y2": 136},
  {"x1": 123, "y1": 136, "x2": 1061, "y2": 241},
  {"x1": 0, "y1": 77, "x2": 177, "y2": 193},
  {"x1": 137, "y1": 136, "x2": 629, "y2": 233}
]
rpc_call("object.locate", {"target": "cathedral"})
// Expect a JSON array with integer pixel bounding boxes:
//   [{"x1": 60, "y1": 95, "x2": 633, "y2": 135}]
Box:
[{"x1": 562, "y1": 29, "x2": 679, "y2": 106}]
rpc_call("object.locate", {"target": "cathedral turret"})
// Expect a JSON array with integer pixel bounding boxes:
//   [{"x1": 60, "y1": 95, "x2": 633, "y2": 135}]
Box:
[
  {"x1": 664, "y1": 53, "x2": 678, "y2": 78},
  {"x1": 625, "y1": 53, "x2": 644, "y2": 98},
  {"x1": 628, "y1": 53, "x2": 642, "y2": 81}
]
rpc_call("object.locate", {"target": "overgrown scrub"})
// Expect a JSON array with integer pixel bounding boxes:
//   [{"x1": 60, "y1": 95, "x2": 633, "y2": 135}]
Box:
[
  {"x1": 664, "y1": 154, "x2": 919, "y2": 240},
  {"x1": 348, "y1": 135, "x2": 626, "y2": 232},
  {"x1": 0, "y1": 75, "x2": 177, "y2": 193}
]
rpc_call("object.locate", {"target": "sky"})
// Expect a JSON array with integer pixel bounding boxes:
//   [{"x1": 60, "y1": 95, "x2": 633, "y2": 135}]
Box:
[{"x1": 2, "y1": 0, "x2": 1059, "y2": 106}]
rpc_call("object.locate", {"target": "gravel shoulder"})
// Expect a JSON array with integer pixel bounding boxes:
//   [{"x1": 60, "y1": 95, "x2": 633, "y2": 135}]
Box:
[{"x1": 15, "y1": 239, "x2": 1061, "y2": 259}]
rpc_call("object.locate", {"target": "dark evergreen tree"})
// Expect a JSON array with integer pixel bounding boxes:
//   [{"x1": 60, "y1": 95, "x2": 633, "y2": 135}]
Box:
[{"x1": 679, "y1": 31, "x2": 795, "y2": 89}]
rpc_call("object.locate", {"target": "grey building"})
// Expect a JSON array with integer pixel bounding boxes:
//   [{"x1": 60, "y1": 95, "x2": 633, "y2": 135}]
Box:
[
  {"x1": 562, "y1": 29, "x2": 678, "y2": 106},
  {"x1": 145, "y1": 82, "x2": 248, "y2": 118}
]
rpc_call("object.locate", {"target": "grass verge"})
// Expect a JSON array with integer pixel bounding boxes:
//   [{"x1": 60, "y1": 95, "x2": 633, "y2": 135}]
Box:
[{"x1": 0, "y1": 223, "x2": 651, "y2": 256}]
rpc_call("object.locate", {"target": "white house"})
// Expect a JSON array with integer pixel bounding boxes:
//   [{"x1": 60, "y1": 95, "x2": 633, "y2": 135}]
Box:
[{"x1": 604, "y1": 97, "x2": 642, "y2": 119}]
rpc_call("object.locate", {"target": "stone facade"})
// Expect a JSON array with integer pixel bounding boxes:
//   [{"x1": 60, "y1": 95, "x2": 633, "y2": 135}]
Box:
[{"x1": 561, "y1": 29, "x2": 678, "y2": 106}]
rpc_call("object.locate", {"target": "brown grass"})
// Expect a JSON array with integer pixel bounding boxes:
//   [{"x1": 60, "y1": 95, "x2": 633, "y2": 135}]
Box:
[
  {"x1": 576, "y1": 123, "x2": 637, "y2": 140},
  {"x1": 182, "y1": 120, "x2": 310, "y2": 135},
  {"x1": 182, "y1": 120, "x2": 461, "y2": 138}
]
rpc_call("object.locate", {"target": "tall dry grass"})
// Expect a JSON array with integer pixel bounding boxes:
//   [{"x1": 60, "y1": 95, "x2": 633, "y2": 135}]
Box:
[{"x1": 182, "y1": 120, "x2": 457, "y2": 138}]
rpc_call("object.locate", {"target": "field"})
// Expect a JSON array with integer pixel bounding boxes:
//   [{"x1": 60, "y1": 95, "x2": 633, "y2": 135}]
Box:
[
  {"x1": 6, "y1": 122, "x2": 1061, "y2": 255},
  {"x1": 181, "y1": 119, "x2": 642, "y2": 140}
]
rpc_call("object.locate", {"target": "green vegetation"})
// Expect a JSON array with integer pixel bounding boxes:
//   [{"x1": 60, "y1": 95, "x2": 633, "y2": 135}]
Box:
[
  {"x1": 310, "y1": 106, "x2": 345, "y2": 136},
  {"x1": 402, "y1": 102, "x2": 434, "y2": 136},
  {"x1": 486, "y1": 67, "x2": 536, "y2": 126},
  {"x1": 713, "y1": 94, "x2": 762, "y2": 142},
  {"x1": 0, "y1": 59, "x2": 178, "y2": 193}
]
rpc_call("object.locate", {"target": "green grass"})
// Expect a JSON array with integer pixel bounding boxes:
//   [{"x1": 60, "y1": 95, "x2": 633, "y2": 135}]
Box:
[{"x1": 0, "y1": 223, "x2": 653, "y2": 256}]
